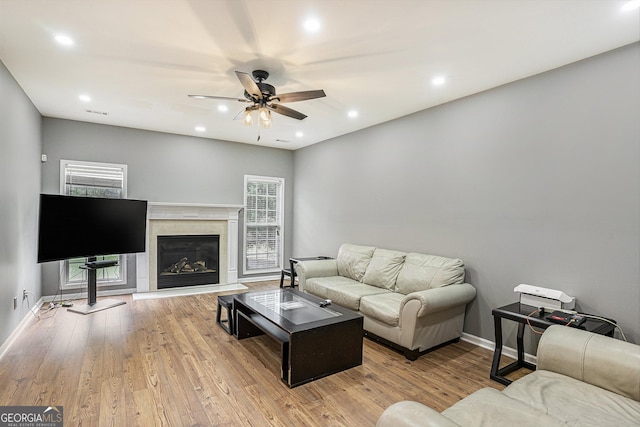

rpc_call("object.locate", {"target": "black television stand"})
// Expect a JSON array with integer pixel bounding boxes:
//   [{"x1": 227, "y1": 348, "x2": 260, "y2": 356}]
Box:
[{"x1": 68, "y1": 256, "x2": 126, "y2": 315}]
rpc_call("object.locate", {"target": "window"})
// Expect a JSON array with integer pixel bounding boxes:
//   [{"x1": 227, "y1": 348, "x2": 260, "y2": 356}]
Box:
[
  {"x1": 60, "y1": 160, "x2": 128, "y2": 287},
  {"x1": 243, "y1": 175, "x2": 284, "y2": 274}
]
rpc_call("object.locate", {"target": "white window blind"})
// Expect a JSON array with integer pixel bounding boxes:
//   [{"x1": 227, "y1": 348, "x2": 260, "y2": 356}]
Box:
[
  {"x1": 63, "y1": 162, "x2": 125, "y2": 198},
  {"x1": 244, "y1": 176, "x2": 284, "y2": 273},
  {"x1": 60, "y1": 160, "x2": 128, "y2": 287}
]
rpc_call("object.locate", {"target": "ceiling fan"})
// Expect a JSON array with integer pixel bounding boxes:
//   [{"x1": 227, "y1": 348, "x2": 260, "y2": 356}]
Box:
[{"x1": 189, "y1": 70, "x2": 326, "y2": 127}]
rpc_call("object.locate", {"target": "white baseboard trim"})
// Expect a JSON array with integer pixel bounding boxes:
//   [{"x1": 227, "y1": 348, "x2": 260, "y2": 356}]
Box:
[
  {"x1": 461, "y1": 332, "x2": 537, "y2": 365},
  {"x1": 0, "y1": 297, "x2": 45, "y2": 362},
  {"x1": 238, "y1": 275, "x2": 281, "y2": 283}
]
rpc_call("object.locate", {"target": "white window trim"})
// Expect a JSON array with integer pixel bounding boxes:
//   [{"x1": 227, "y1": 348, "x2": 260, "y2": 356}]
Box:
[
  {"x1": 59, "y1": 159, "x2": 128, "y2": 289},
  {"x1": 243, "y1": 175, "x2": 285, "y2": 275}
]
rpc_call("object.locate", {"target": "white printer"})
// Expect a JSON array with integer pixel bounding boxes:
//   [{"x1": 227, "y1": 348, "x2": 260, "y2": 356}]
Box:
[{"x1": 514, "y1": 284, "x2": 576, "y2": 310}]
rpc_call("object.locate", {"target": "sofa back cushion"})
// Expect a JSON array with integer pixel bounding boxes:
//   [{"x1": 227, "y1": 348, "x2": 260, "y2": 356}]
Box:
[
  {"x1": 362, "y1": 249, "x2": 406, "y2": 290},
  {"x1": 395, "y1": 253, "x2": 465, "y2": 294},
  {"x1": 336, "y1": 243, "x2": 376, "y2": 282}
]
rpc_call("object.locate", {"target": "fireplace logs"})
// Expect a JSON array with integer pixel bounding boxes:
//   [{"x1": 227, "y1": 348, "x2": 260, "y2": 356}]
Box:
[{"x1": 162, "y1": 257, "x2": 216, "y2": 274}]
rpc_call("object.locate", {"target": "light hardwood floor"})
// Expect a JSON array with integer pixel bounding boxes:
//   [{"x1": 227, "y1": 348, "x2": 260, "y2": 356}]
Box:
[{"x1": 0, "y1": 281, "x2": 514, "y2": 426}]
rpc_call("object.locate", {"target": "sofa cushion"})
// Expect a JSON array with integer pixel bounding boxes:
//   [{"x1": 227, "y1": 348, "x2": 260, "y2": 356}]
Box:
[
  {"x1": 395, "y1": 253, "x2": 465, "y2": 295},
  {"x1": 336, "y1": 243, "x2": 376, "y2": 282},
  {"x1": 503, "y1": 370, "x2": 640, "y2": 427},
  {"x1": 442, "y1": 387, "x2": 565, "y2": 427},
  {"x1": 362, "y1": 249, "x2": 406, "y2": 290},
  {"x1": 305, "y1": 276, "x2": 359, "y2": 299},
  {"x1": 326, "y1": 283, "x2": 389, "y2": 311},
  {"x1": 359, "y1": 292, "x2": 404, "y2": 326}
]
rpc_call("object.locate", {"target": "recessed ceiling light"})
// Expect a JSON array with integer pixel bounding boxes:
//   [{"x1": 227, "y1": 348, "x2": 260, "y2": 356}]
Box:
[
  {"x1": 348, "y1": 110, "x2": 358, "y2": 118},
  {"x1": 195, "y1": 126, "x2": 206, "y2": 132},
  {"x1": 304, "y1": 18, "x2": 321, "y2": 33},
  {"x1": 78, "y1": 94, "x2": 91, "y2": 102},
  {"x1": 432, "y1": 76, "x2": 446, "y2": 86},
  {"x1": 217, "y1": 104, "x2": 228, "y2": 112},
  {"x1": 54, "y1": 34, "x2": 74, "y2": 46},
  {"x1": 296, "y1": 131, "x2": 304, "y2": 138}
]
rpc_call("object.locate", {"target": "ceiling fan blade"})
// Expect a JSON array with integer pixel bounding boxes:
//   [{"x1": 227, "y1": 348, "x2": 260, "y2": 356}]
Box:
[
  {"x1": 235, "y1": 71, "x2": 262, "y2": 100},
  {"x1": 188, "y1": 95, "x2": 250, "y2": 102},
  {"x1": 272, "y1": 90, "x2": 326, "y2": 103},
  {"x1": 268, "y1": 104, "x2": 307, "y2": 120}
]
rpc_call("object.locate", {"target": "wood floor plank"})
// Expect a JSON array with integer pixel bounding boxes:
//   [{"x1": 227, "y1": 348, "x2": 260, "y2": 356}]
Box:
[{"x1": 0, "y1": 280, "x2": 511, "y2": 426}]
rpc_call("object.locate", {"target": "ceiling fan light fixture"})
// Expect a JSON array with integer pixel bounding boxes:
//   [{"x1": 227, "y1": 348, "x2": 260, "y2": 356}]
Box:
[
  {"x1": 259, "y1": 108, "x2": 272, "y2": 128},
  {"x1": 242, "y1": 109, "x2": 253, "y2": 126}
]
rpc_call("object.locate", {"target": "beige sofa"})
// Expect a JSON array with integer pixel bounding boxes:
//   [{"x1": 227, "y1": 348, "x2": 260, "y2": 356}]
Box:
[
  {"x1": 377, "y1": 325, "x2": 640, "y2": 426},
  {"x1": 295, "y1": 243, "x2": 476, "y2": 360}
]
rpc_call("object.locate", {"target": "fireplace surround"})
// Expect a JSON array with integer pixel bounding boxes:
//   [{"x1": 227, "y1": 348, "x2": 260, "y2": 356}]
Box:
[{"x1": 136, "y1": 202, "x2": 243, "y2": 292}]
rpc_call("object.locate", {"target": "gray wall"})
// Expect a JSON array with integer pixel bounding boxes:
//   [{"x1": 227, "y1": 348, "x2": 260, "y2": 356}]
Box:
[
  {"x1": 41, "y1": 119, "x2": 294, "y2": 295},
  {"x1": 292, "y1": 43, "x2": 640, "y2": 345},
  {"x1": 0, "y1": 61, "x2": 42, "y2": 346}
]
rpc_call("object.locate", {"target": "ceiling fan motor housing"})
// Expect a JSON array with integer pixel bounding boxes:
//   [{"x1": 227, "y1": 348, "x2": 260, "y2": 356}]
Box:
[
  {"x1": 243, "y1": 83, "x2": 276, "y2": 103},
  {"x1": 244, "y1": 70, "x2": 276, "y2": 102}
]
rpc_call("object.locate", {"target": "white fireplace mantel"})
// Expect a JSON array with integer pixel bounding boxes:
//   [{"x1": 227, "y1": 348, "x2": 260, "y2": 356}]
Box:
[{"x1": 136, "y1": 202, "x2": 244, "y2": 292}]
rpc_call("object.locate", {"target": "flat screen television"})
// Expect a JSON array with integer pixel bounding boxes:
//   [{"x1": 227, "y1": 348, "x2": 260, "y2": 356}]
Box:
[{"x1": 37, "y1": 194, "x2": 148, "y2": 263}]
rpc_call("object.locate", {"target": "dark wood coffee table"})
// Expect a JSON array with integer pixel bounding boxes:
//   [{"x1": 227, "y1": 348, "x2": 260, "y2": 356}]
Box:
[{"x1": 234, "y1": 288, "x2": 363, "y2": 387}]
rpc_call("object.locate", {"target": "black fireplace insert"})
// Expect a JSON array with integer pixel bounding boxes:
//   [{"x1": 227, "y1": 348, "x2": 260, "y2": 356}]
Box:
[{"x1": 157, "y1": 234, "x2": 219, "y2": 289}]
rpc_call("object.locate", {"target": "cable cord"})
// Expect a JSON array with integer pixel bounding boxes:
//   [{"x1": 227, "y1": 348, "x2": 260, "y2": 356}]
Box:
[
  {"x1": 23, "y1": 291, "x2": 40, "y2": 320},
  {"x1": 579, "y1": 313, "x2": 627, "y2": 342},
  {"x1": 525, "y1": 309, "x2": 546, "y2": 335},
  {"x1": 526, "y1": 308, "x2": 627, "y2": 342}
]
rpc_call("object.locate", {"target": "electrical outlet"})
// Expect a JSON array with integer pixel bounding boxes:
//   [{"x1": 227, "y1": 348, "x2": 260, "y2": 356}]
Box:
[
  {"x1": 13, "y1": 297, "x2": 17, "y2": 310},
  {"x1": 23, "y1": 289, "x2": 27, "y2": 300}
]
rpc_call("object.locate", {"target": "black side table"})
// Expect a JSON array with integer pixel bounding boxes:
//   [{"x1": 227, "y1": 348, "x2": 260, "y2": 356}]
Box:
[
  {"x1": 281, "y1": 256, "x2": 333, "y2": 288},
  {"x1": 490, "y1": 302, "x2": 615, "y2": 385}
]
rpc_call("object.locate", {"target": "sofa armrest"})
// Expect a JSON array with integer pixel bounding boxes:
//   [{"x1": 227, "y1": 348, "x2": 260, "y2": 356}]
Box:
[
  {"x1": 400, "y1": 283, "x2": 476, "y2": 317},
  {"x1": 295, "y1": 259, "x2": 339, "y2": 291},
  {"x1": 537, "y1": 325, "x2": 640, "y2": 401},
  {"x1": 376, "y1": 401, "x2": 460, "y2": 427}
]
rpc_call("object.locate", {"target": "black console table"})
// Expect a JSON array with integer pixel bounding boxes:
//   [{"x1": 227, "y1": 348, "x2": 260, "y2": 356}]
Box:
[{"x1": 490, "y1": 302, "x2": 615, "y2": 385}]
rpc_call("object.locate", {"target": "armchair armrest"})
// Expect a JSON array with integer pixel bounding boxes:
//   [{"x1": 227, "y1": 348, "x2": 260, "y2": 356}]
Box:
[
  {"x1": 376, "y1": 401, "x2": 460, "y2": 427},
  {"x1": 400, "y1": 283, "x2": 476, "y2": 318},
  {"x1": 537, "y1": 325, "x2": 640, "y2": 401},
  {"x1": 295, "y1": 259, "x2": 339, "y2": 291}
]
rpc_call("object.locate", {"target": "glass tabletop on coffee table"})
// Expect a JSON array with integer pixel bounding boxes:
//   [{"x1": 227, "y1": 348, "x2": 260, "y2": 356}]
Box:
[{"x1": 234, "y1": 288, "x2": 351, "y2": 332}]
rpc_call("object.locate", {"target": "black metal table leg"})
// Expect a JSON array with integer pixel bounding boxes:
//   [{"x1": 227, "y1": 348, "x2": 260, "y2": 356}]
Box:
[{"x1": 490, "y1": 315, "x2": 511, "y2": 385}]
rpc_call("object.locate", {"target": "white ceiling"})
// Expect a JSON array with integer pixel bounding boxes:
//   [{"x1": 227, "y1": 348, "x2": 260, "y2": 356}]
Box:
[{"x1": 1, "y1": 0, "x2": 639, "y2": 150}]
